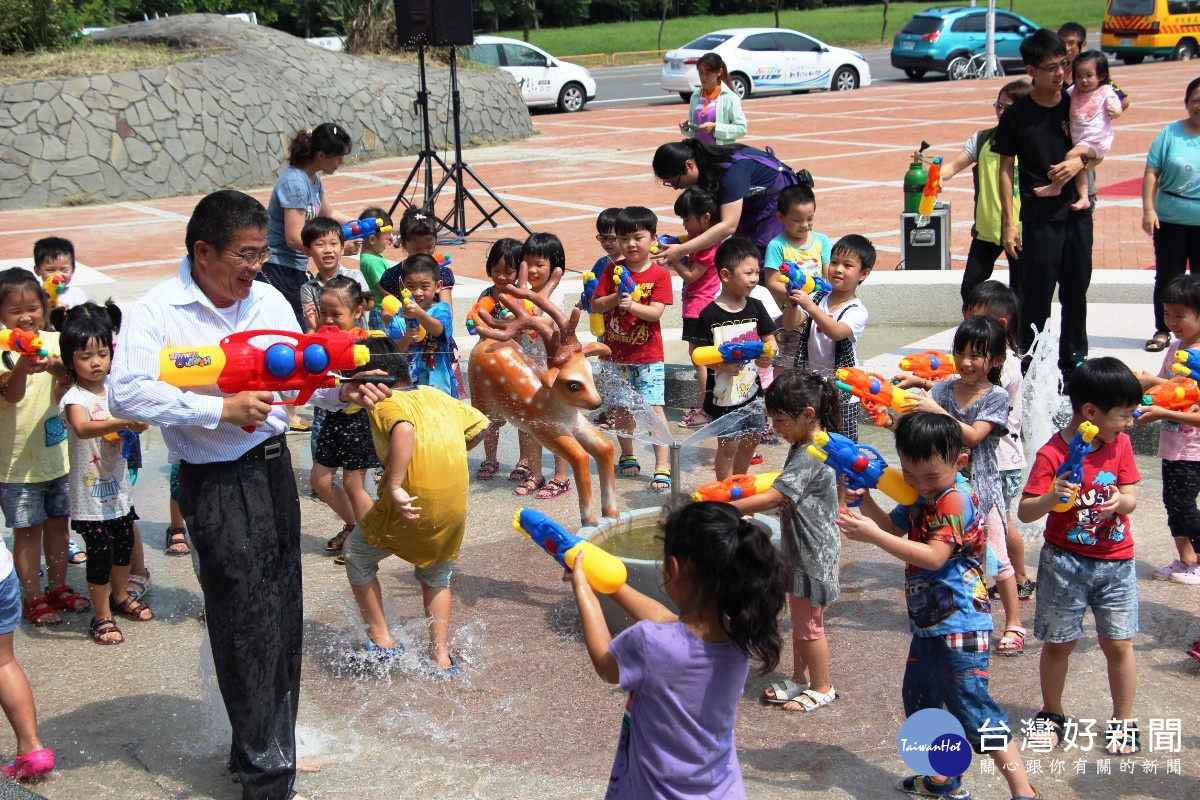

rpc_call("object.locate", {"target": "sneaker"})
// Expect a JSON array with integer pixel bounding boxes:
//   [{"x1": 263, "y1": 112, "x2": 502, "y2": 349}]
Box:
[
  {"x1": 750, "y1": 453, "x2": 764, "y2": 466},
  {"x1": 1168, "y1": 563, "x2": 1200, "y2": 585},
  {"x1": 1152, "y1": 559, "x2": 1189, "y2": 580}
]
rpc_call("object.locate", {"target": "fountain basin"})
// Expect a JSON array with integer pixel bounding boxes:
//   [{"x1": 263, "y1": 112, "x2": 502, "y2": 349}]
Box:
[{"x1": 581, "y1": 507, "x2": 781, "y2": 636}]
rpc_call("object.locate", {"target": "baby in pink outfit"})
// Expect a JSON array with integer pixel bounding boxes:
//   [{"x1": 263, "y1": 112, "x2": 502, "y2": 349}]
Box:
[{"x1": 1035, "y1": 50, "x2": 1123, "y2": 211}]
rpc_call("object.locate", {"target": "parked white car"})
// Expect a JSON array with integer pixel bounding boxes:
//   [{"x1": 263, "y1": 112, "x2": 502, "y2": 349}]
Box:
[
  {"x1": 661, "y1": 27, "x2": 871, "y2": 101},
  {"x1": 464, "y1": 35, "x2": 597, "y2": 112}
]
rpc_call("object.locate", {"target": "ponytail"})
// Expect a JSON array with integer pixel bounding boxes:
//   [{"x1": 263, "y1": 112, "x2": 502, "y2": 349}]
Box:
[
  {"x1": 765, "y1": 368, "x2": 840, "y2": 436},
  {"x1": 662, "y1": 503, "x2": 786, "y2": 674},
  {"x1": 288, "y1": 122, "x2": 352, "y2": 167}
]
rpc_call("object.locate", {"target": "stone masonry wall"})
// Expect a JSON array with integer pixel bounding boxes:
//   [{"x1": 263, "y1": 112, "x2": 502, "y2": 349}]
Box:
[{"x1": 0, "y1": 15, "x2": 534, "y2": 209}]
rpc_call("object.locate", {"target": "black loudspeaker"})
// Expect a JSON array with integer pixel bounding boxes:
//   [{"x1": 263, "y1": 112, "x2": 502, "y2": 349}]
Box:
[{"x1": 394, "y1": 0, "x2": 474, "y2": 46}]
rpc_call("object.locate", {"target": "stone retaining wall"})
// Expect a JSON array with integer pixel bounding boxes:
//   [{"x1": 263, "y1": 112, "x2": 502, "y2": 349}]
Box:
[{"x1": 0, "y1": 15, "x2": 534, "y2": 209}]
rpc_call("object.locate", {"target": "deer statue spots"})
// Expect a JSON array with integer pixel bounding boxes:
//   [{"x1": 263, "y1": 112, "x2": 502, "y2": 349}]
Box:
[{"x1": 468, "y1": 285, "x2": 617, "y2": 525}]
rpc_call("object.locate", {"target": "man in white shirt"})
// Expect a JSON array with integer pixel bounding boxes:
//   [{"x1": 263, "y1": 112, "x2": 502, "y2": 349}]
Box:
[{"x1": 110, "y1": 190, "x2": 389, "y2": 800}]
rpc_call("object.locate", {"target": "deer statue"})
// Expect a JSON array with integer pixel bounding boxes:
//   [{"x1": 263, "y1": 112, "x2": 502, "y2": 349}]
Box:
[{"x1": 468, "y1": 284, "x2": 617, "y2": 526}]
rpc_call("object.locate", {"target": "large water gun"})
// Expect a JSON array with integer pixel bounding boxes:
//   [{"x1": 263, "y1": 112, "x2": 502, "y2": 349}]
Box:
[
  {"x1": 918, "y1": 156, "x2": 942, "y2": 217},
  {"x1": 1171, "y1": 348, "x2": 1200, "y2": 378},
  {"x1": 0, "y1": 329, "x2": 48, "y2": 357},
  {"x1": 579, "y1": 271, "x2": 606, "y2": 337},
  {"x1": 435, "y1": 252, "x2": 452, "y2": 269},
  {"x1": 691, "y1": 471, "x2": 780, "y2": 503},
  {"x1": 513, "y1": 508, "x2": 627, "y2": 594},
  {"x1": 102, "y1": 429, "x2": 138, "y2": 459},
  {"x1": 341, "y1": 217, "x2": 392, "y2": 241},
  {"x1": 778, "y1": 262, "x2": 831, "y2": 301},
  {"x1": 1136, "y1": 376, "x2": 1200, "y2": 418},
  {"x1": 806, "y1": 430, "x2": 918, "y2": 507},
  {"x1": 649, "y1": 233, "x2": 689, "y2": 254},
  {"x1": 42, "y1": 275, "x2": 67, "y2": 307},
  {"x1": 157, "y1": 325, "x2": 370, "y2": 411},
  {"x1": 612, "y1": 266, "x2": 645, "y2": 323},
  {"x1": 691, "y1": 340, "x2": 776, "y2": 367},
  {"x1": 1053, "y1": 421, "x2": 1099, "y2": 512},
  {"x1": 835, "y1": 367, "x2": 919, "y2": 426},
  {"x1": 898, "y1": 351, "x2": 957, "y2": 383},
  {"x1": 381, "y1": 291, "x2": 426, "y2": 342}
]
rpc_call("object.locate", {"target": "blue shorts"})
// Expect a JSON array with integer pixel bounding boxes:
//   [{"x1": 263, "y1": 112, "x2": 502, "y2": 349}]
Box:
[
  {"x1": 604, "y1": 361, "x2": 665, "y2": 408},
  {"x1": 1034, "y1": 542, "x2": 1138, "y2": 643},
  {"x1": 902, "y1": 635, "x2": 1011, "y2": 754},
  {"x1": 0, "y1": 476, "x2": 69, "y2": 529},
  {"x1": 0, "y1": 571, "x2": 20, "y2": 635}
]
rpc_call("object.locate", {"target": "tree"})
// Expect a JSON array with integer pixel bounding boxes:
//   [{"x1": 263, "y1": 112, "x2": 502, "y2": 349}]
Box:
[{"x1": 656, "y1": 0, "x2": 667, "y2": 49}]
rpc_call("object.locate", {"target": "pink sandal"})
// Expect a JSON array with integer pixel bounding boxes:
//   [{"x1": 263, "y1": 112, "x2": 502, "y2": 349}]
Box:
[{"x1": 535, "y1": 478, "x2": 572, "y2": 499}]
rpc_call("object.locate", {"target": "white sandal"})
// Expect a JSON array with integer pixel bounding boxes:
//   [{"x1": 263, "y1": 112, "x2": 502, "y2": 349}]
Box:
[
  {"x1": 785, "y1": 686, "x2": 837, "y2": 712},
  {"x1": 763, "y1": 679, "x2": 809, "y2": 704}
]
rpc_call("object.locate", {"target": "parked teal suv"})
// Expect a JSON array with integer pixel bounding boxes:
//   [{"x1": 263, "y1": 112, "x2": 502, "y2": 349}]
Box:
[{"x1": 891, "y1": 7, "x2": 1039, "y2": 79}]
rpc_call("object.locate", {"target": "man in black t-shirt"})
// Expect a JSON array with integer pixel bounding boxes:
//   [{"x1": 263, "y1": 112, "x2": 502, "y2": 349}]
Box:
[{"x1": 992, "y1": 29, "x2": 1092, "y2": 376}]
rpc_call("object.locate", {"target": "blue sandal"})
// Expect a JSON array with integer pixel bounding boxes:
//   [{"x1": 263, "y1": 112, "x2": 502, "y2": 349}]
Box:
[
  {"x1": 67, "y1": 540, "x2": 87, "y2": 565},
  {"x1": 650, "y1": 470, "x2": 671, "y2": 493},
  {"x1": 617, "y1": 455, "x2": 640, "y2": 478}
]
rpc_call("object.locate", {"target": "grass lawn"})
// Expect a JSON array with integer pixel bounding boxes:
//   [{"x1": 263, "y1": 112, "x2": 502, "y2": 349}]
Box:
[
  {"x1": 0, "y1": 42, "x2": 198, "y2": 85},
  {"x1": 497, "y1": 0, "x2": 1107, "y2": 61}
]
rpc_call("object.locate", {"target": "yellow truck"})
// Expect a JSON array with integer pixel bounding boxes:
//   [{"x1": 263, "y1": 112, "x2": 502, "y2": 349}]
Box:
[{"x1": 1102, "y1": 0, "x2": 1200, "y2": 63}]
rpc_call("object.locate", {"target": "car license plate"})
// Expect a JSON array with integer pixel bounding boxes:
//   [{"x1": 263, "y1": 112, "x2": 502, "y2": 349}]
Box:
[
  {"x1": 1120, "y1": 37, "x2": 1133, "y2": 46},
  {"x1": 901, "y1": 40, "x2": 916, "y2": 50},
  {"x1": 669, "y1": 59, "x2": 682, "y2": 69}
]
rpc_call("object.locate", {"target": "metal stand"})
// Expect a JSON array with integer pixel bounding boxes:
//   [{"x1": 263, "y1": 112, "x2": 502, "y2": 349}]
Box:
[
  {"x1": 388, "y1": 44, "x2": 449, "y2": 218},
  {"x1": 389, "y1": 47, "x2": 531, "y2": 238}
]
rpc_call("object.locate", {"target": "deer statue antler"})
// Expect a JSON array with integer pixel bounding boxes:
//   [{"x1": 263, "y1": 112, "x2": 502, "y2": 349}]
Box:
[{"x1": 477, "y1": 284, "x2": 583, "y2": 368}]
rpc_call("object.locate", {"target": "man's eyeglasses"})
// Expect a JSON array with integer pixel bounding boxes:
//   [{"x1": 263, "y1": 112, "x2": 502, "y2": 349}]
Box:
[
  {"x1": 1035, "y1": 58, "x2": 1070, "y2": 73},
  {"x1": 222, "y1": 246, "x2": 272, "y2": 267},
  {"x1": 595, "y1": 234, "x2": 618, "y2": 244}
]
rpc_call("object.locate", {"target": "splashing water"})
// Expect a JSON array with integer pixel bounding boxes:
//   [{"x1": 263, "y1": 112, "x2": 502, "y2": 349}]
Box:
[
  {"x1": 679, "y1": 398, "x2": 765, "y2": 448},
  {"x1": 1018, "y1": 325, "x2": 1071, "y2": 538}
]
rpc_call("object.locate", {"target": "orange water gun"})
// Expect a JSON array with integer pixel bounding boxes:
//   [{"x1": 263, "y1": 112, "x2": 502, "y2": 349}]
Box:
[
  {"x1": 898, "y1": 351, "x2": 957, "y2": 382},
  {"x1": 835, "y1": 367, "x2": 918, "y2": 426},
  {"x1": 918, "y1": 156, "x2": 942, "y2": 217},
  {"x1": 42, "y1": 275, "x2": 67, "y2": 307},
  {"x1": 0, "y1": 329, "x2": 48, "y2": 357},
  {"x1": 691, "y1": 471, "x2": 781, "y2": 503},
  {"x1": 1136, "y1": 376, "x2": 1200, "y2": 417}
]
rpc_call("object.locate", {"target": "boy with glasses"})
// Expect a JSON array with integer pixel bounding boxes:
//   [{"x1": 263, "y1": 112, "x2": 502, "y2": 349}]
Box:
[{"x1": 992, "y1": 29, "x2": 1093, "y2": 384}]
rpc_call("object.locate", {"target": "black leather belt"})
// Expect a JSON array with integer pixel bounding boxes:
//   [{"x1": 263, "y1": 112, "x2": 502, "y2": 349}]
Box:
[{"x1": 234, "y1": 435, "x2": 286, "y2": 463}]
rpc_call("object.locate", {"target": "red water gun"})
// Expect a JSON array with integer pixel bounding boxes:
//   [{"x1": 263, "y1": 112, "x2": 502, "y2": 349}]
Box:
[{"x1": 0, "y1": 329, "x2": 48, "y2": 357}]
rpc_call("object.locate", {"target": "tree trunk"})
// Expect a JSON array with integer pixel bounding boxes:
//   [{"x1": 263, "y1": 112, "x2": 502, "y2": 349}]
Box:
[
  {"x1": 657, "y1": 0, "x2": 668, "y2": 50},
  {"x1": 774, "y1": 0, "x2": 781, "y2": 28},
  {"x1": 881, "y1": 0, "x2": 890, "y2": 42}
]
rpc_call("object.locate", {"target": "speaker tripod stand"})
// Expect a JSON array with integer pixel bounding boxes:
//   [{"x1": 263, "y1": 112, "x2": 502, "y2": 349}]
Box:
[{"x1": 388, "y1": 46, "x2": 531, "y2": 239}]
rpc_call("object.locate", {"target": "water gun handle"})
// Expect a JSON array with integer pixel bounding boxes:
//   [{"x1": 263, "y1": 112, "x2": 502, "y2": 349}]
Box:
[{"x1": 1052, "y1": 422, "x2": 1098, "y2": 512}]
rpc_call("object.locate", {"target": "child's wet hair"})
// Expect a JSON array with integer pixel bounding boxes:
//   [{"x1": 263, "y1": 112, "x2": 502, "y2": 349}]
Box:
[
  {"x1": 952, "y1": 314, "x2": 1007, "y2": 385},
  {"x1": 362, "y1": 333, "x2": 411, "y2": 386},
  {"x1": 830, "y1": 234, "x2": 876, "y2": 272},
  {"x1": 614, "y1": 206, "x2": 657, "y2": 237},
  {"x1": 403, "y1": 253, "x2": 440, "y2": 282},
  {"x1": 59, "y1": 301, "x2": 121, "y2": 383},
  {"x1": 398, "y1": 207, "x2": 437, "y2": 243},
  {"x1": 776, "y1": 183, "x2": 816, "y2": 215},
  {"x1": 595, "y1": 207, "x2": 621, "y2": 234},
  {"x1": 0, "y1": 268, "x2": 48, "y2": 321},
  {"x1": 673, "y1": 186, "x2": 720, "y2": 221},
  {"x1": 1074, "y1": 50, "x2": 1110, "y2": 84},
  {"x1": 1066, "y1": 356, "x2": 1142, "y2": 413},
  {"x1": 319, "y1": 275, "x2": 366, "y2": 312},
  {"x1": 33, "y1": 237, "x2": 75, "y2": 269},
  {"x1": 521, "y1": 233, "x2": 566, "y2": 274},
  {"x1": 1162, "y1": 274, "x2": 1200, "y2": 316},
  {"x1": 485, "y1": 239, "x2": 523, "y2": 277},
  {"x1": 895, "y1": 412, "x2": 964, "y2": 465},
  {"x1": 765, "y1": 369, "x2": 840, "y2": 435},
  {"x1": 714, "y1": 235, "x2": 760, "y2": 273},
  {"x1": 301, "y1": 216, "x2": 344, "y2": 248},
  {"x1": 963, "y1": 280, "x2": 1020, "y2": 354},
  {"x1": 661, "y1": 502, "x2": 786, "y2": 673}
]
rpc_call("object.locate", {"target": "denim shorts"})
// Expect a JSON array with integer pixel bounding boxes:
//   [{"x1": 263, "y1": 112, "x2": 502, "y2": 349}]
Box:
[
  {"x1": 1034, "y1": 542, "x2": 1138, "y2": 643},
  {"x1": 0, "y1": 571, "x2": 20, "y2": 635},
  {"x1": 605, "y1": 361, "x2": 665, "y2": 408},
  {"x1": 902, "y1": 635, "x2": 1011, "y2": 754},
  {"x1": 0, "y1": 475, "x2": 69, "y2": 529},
  {"x1": 1000, "y1": 469, "x2": 1023, "y2": 510},
  {"x1": 342, "y1": 525, "x2": 456, "y2": 588}
]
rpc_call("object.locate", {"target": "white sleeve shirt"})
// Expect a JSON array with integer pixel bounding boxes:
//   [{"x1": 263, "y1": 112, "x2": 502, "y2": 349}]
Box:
[{"x1": 110, "y1": 256, "x2": 343, "y2": 464}]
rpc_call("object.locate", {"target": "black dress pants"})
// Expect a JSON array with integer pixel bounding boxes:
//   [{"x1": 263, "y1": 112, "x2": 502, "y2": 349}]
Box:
[{"x1": 1017, "y1": 212, "x2": 1093, "y2": 370}]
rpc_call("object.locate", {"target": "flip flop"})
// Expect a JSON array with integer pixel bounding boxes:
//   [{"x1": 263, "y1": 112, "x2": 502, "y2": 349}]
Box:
[{"x1": 67, "y1": 540, "x2": 87, "y2": 565}]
